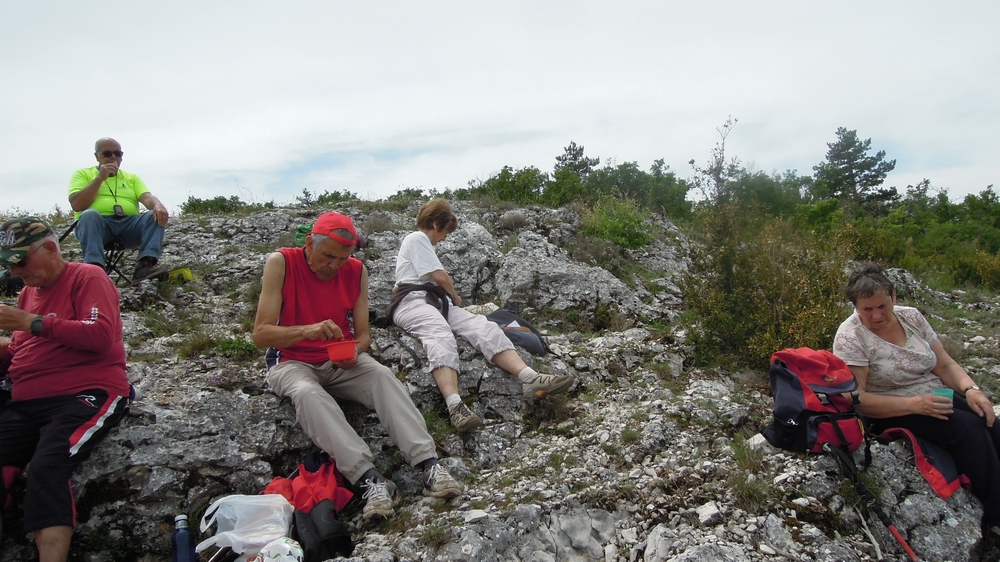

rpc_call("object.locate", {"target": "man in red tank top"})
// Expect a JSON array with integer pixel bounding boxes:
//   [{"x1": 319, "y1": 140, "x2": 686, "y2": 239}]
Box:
[{"x1": 253, "y1": 212, "x2": 463, "y2": 521}]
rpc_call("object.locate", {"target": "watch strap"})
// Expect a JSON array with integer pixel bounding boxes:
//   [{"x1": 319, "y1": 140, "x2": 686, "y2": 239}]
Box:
[{"x1": 964, "y1": 384, "x2": 981, "y2": 394}]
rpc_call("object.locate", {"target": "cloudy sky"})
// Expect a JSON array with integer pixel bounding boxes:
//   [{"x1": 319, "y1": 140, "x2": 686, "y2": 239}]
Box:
[{"x1": 1, "y1": 2, "x2": 996, "y2": 216}]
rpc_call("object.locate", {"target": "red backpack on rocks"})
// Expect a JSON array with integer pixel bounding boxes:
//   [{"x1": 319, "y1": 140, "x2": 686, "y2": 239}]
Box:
[{"x1": 763, "y1": 348, "x2": 866, "y2": 454}]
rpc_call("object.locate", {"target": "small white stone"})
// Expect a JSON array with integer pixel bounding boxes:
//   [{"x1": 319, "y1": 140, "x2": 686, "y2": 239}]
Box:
[{"x1": 463, "y1": 509, "x2": 489, "y2": 523}]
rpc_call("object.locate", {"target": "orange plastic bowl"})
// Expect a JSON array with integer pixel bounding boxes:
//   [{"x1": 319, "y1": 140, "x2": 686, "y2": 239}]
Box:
[{"x1": 324, "y1": 340, "x2": 360, "y2": 362}]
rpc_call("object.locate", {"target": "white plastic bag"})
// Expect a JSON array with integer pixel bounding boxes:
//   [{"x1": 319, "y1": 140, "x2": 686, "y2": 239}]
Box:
[{"x1": 196, "y1": 494, "x2": 294, "y2": 559}]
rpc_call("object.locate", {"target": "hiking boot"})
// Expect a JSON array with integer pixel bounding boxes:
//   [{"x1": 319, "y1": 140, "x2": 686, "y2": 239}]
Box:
[
  {"x1": 521, "y1": 372, "x2": 574, "y2": 399},
  {"x1": 360, "y1": 477, "x2": 396, "y2": 521},
  {"x1": 448, "y1": 402, "x2": 483, "y2": 432},
  {"x1": 422, "y1": 463, "x2": 462, "y2": 499},
  {"x1": 132, "y1": 260, "x2": 168, "y2": 285}
]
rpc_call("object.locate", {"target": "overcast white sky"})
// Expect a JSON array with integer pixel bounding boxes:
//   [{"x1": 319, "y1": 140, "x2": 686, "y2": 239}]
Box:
[{"x1": 1, "y1": 2, "x2": 997, "y2": 216}]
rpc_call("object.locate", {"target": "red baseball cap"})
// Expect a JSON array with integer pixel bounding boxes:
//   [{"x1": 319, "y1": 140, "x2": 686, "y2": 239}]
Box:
[{"x1": 312, "y1": 212, "x2": 358, "y2": 247}]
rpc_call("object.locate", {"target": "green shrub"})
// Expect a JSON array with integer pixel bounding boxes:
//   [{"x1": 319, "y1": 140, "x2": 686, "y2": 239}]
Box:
[
  {"x1": 178, "y1": 332, "x2": 219, "y2": 358},
  {"x1": 460, "y1": 166, "x2": 547, "y2": 205},
  {"x1": 683, "y1": 202, "x2": 849, "y2": 368},
  {"x1": 215, "y1": 337, "x2": 258, "y2": 361},
  {"x1": 581, "y1": 197, "x2": 651, "y2": 249},
  {"x1": 362, "y1": 212, "x2": 396, "y2": 234},
  {"x1": 180, "y1": 195, "x2": 274, "y2": 215},
  {"x1": 834, "y1": 219, "x2": 906, "y2": 264},
  {"x1": 973, "y1": 250, "x2": 1000, "y2": 291}
]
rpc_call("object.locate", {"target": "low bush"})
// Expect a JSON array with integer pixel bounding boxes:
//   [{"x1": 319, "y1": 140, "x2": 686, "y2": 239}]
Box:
[
  {"x1": 180, "y1": 195, "x2": 274, "y2": 215},
  {"x1": 683, "y1": 202, "x2": 848, "y2": 368},
  {"x1": 581, "y1": 197, "x2": 651, "y2": 249}
]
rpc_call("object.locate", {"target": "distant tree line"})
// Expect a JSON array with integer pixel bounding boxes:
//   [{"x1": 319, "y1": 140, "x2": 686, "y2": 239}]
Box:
[
  {"x1": 175, "y1": 125, "x2": 997, "y2": 367},
  {"x1": 455, "y1": 141, "x2": 693, "y2": 222}
]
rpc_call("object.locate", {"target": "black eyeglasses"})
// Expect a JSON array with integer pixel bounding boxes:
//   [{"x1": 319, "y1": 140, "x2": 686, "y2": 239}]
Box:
[
  {"x1": 5, "y1": 243, "x2": 44, "y2": 270},
  {"x1": 99, "y1": 150, "x2": 124, "y2": 158}
]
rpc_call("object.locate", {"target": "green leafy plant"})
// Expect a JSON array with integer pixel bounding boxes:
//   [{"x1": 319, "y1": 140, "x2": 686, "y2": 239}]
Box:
[
  {"x1": 180, "y1": 195, "x2": 274, "y2": 215},
  {"x1": 682, "y1": 202, "x2": 849, "y2": 367},
  {"x1": 215, "y1": 337, "x2": 258, "y2": 361},
  {"x1": 581, "y1": 197, "x2": 651, "y2": 249}
]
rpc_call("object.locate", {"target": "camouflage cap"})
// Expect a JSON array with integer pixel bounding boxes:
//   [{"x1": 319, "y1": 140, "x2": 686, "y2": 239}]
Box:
[{"x1": 0, "y1": 217, "x2": 54, "y2": 266}]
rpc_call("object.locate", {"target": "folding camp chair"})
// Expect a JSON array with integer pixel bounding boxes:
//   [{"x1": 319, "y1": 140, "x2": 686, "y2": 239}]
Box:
[{"x1": 59, "y1": 220, "x2": 132, "y2": 286}]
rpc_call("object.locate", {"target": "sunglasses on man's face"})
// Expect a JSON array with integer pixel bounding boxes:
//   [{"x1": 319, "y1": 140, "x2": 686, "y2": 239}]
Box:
[
  {"x1": 99, "y1": 150, "x2": 123, "y2": 158},
  {"x1": 5, "y1": 243, "x2": 44, "y2": 270}
]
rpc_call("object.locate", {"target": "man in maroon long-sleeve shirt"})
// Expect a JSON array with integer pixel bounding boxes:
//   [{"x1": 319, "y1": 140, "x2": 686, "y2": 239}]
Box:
[{"x1": 0, "y1": 217, "x2": 130, "y2": 562}]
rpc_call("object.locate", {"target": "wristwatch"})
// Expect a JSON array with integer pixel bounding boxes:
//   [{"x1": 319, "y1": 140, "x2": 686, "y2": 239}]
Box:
[
  {"x1": 850, "y1": 391, "x2": 861, "y2": 405},
  {"x1": 964, "y1": 384, "x2": 982, "y2": 395},
  {"x1": 29, "y1": 315, "x2": 43, "y2": 336}
]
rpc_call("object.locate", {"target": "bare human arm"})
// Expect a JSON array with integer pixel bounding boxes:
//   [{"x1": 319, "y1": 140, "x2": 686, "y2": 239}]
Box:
[
  {"x1": 848, "y1": 364, "x2": 954, "y2": 420},
  {"x1": 252, "y1": 252, "x2": 344, "y2": 349},
  {"x1": 138, "y1": 192, "x2": 169, "y2": 226},
  {"x1": 930, "y1": 339, "x2": 995, "y2": 426},
  {"x1": 849, "y1": 344, "x2": 995, "y2": 427},
  {"x1": 428, "y1": 269, "x2": 462, "y2": 307},
  {"x1": 0, "y1": 306, "x2": 34, "y2": 333}
]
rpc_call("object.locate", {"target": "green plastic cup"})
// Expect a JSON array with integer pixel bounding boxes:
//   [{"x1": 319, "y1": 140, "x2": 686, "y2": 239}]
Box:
[{"x1": 933, "y1": 387, "x2": 954, "y2": 403}]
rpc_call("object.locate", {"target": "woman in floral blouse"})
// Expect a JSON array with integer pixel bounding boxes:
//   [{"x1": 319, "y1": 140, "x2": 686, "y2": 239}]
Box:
[{"x1": 833, "y1": 263, "x2": 1000, "y2": 526}]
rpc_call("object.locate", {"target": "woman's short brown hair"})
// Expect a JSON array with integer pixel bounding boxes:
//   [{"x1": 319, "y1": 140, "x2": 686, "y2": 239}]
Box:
[
  {"x1": 416, "y1": 199, "x2": 458, "y2": 233},
  {"x1": 845, "y1": 262, "x2": 896, "y2": 305}
]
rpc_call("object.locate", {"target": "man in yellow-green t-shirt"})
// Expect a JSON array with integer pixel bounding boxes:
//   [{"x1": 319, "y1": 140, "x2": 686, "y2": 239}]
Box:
[{"x1": 68, "y1": 138, "x2": 169, "y2": 284}]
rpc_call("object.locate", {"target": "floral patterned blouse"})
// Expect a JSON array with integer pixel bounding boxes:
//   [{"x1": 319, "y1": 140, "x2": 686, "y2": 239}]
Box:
[{"x1": 833, "y1": 305, "x2": 943, "y2": 398}]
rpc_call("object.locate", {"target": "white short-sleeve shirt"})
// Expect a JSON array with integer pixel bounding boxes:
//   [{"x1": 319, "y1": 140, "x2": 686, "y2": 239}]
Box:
[
  {"x1": 832, "y1": 305, "x2": 943, "y2": 398},
  {"x1": 394, "y1": 231, "x2": 443, "y2": 286}
]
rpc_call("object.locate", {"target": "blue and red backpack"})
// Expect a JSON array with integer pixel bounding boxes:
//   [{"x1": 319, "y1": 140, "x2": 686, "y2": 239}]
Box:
[
  {"x1": 763, "y1": 347, "x2": 968, "y2": 499},
  {"x1": 763, "y1": 348, "x2": 866, "y2": 454}
]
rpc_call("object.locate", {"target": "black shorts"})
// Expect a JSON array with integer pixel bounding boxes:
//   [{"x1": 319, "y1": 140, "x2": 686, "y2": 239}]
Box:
[{"x1": 0, "y1": 389, "x2": 129, "y2": 531}]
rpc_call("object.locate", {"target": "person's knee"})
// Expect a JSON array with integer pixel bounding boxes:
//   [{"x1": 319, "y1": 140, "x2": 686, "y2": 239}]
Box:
[
  {"x1": 138, "y1": 211, "x2": 163, "y2": 230},
  {"x1": 287, "y1": 383, "x2": 330, "y2": 406},
  {"x1": 77, "y1": 209, "x2": 102, "y2": 224}
]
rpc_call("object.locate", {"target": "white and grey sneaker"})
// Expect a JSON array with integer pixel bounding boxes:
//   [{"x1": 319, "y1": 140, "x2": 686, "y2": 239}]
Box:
[
  {"x1": 422, "y1": 463, "x2": 463, "y2": 499},
  {"x1": 360, "y1": 477, "x2": 397, "y2": 520}
]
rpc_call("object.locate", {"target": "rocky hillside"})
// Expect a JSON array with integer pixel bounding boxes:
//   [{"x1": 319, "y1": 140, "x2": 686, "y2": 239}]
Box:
[{"x1": 1, "y1": 200, "x2": 997, "y2": 562}]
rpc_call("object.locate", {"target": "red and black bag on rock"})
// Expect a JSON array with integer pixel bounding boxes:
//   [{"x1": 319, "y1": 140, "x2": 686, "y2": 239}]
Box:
[
  {"x1": 763, "y1": 348, "x2": 866, "y2": 454},
  {"x1": 262, "y1": 452, "x2": 355, "y2": 561},
  {"x1": 262, "y1": 451, "x2": 353, "y2": 514}
]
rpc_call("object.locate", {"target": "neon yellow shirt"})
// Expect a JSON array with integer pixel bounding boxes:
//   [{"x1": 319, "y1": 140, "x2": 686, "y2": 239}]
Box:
[{"x1": 68, "y1": 167, "x2": 150, "y2": 220}]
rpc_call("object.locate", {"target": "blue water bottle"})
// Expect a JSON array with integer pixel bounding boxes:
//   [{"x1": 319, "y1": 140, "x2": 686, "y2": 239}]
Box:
[{"x1": 171, "y1": 514, "x2": 197, "y2": 562}]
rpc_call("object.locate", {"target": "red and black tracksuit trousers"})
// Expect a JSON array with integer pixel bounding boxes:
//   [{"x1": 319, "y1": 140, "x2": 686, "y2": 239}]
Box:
[{"x1": 0, "y1": 390, "x2": 128, "y2": 531}]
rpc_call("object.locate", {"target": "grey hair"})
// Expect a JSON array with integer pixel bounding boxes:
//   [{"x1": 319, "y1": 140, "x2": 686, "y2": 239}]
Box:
[
  {"x1": 845, "y1": 262, "x2": 895, "y2": 305},
  {"x1": 31, "y1": 234, "x2": 59, "y2": 253}
]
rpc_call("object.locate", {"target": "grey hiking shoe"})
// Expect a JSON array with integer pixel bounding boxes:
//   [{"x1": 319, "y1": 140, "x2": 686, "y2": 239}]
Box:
[
  {"x1": 132, "y1": 261, "x2": 168, "y2": 285},
  {"x1": 423, "y1": 463, "x2": 463, "y2": 499},
  {"x1": 360, "y1": 477, "x2": 396, "y2": 521},
  {"x1": 521, "y1": 372, "x2": 574, "y2": 399},
  {"x1": 448, "y1": 402, "x2": 483, "y2": 432}
]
